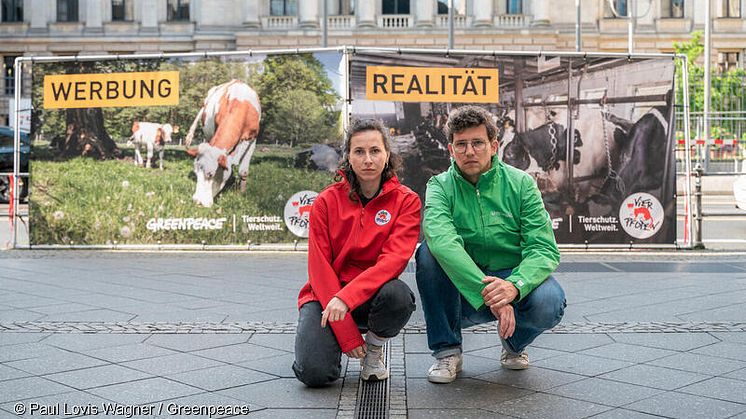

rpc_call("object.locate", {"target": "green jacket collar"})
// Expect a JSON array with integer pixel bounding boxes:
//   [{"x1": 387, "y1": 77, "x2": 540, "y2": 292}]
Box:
[{"x1": 450, "y1": 154, "x2": 502, "y2": 187}]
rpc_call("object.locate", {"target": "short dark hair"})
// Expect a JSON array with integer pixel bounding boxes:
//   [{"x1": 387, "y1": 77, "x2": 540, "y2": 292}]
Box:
[
  {"x1": 445, "y1": 105, "x2": 498, "y2": 143},
  {"x1": 336, "y1": 119, "x2": 402, "y2": 202}
]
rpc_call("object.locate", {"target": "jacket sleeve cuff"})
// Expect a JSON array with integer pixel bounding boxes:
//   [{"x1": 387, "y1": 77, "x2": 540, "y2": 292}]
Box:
[
  {"x1": 463, "y1": 292, "x2": 485, "y2": 311},
  {"x1": 335, "y1": 289, "x2": 360, "y2": 312},
  {"x1": 506, "y1": 276, "x2": 528, "y2": 302},
  {"x1": 338, "y1": 333, "x2": 365, "y2": 353}
]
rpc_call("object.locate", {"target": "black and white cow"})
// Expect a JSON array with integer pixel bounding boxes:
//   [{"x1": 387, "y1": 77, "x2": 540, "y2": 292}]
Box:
[
  {"x1": 498, "y1": 111, "x2": 582, "y2": 195},
  {"x1": 496, "y1": 106, "x2": 636, "y2": 208},
  {"x1": 502, "y1": 121, "x2": 582, "y2": 172},
  {"x1": 599, "y1": 106, "x2": 672, "y2": 205}
]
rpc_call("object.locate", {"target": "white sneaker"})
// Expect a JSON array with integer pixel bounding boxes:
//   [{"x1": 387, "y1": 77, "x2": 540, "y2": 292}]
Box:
[
  {"x1": 500, "y1": 349, "x2": 529, "y2": 370},
  {"x1": 427, "y1": 354, "x2": 463, "y2": 384},
  {"x1": 361, "y1": 344, "x2": 389, "y2": 381}
]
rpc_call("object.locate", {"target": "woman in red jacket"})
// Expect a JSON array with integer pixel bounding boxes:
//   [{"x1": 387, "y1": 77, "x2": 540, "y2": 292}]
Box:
[{"x1": 293, "y1": 119, "x2": 421, "y2": 387}]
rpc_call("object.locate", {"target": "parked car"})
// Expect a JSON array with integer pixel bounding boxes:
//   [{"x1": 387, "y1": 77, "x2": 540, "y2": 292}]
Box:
[{"x1": 0, "y1": 126, "x2": 30, "y2": 203}]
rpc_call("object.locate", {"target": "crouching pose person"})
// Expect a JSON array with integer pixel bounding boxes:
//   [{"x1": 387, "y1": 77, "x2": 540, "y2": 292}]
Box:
[
  {"x1": 416, "y1": 106, "x2": 566, "y2": 384},
  {"x1": 293, "y1": 119, "x2": 421, "y2": 387}
]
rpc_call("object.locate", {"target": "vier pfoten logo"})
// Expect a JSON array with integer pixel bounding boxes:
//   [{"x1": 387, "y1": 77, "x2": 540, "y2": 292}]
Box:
[
  {"x1": 284, "y1": 191, "x2": 318, "y2": 238},
  {"x1": 619, "y1": 192, "x2": 664, "y2": 239},
  {"x1": 375, "y1": 210, "x2": 392, "y2": 226}
]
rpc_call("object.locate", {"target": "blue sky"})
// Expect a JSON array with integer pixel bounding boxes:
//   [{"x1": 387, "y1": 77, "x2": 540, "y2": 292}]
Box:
[{"x1": 315, "y1": 51, "x2": 345, "y2": 98}]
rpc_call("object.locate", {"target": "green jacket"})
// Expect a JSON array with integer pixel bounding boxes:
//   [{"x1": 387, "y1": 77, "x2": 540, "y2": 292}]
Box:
[{"x1": 423, "y1": 155, "x2": 560, "y2": 310}]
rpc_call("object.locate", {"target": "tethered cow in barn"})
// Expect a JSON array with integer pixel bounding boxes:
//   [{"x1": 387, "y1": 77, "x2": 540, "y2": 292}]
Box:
[{"x1": 184, "y1": 80, "x2": 261, "y2": 207}]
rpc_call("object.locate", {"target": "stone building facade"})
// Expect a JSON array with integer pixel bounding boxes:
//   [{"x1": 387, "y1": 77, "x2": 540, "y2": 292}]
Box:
[{"x1": 0, "y1": 0, "x2": 744, "y2": 124}]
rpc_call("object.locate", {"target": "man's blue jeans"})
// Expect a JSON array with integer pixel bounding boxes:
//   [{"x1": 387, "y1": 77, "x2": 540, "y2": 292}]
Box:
[{"x1": 415, "y1": 241, "x2": 566, "y2": 359}]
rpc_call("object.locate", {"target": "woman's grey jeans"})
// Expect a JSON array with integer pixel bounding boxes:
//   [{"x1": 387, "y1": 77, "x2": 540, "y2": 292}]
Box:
[{"x1": 293, "y1": 279, "x2": 415, "y2": 387}]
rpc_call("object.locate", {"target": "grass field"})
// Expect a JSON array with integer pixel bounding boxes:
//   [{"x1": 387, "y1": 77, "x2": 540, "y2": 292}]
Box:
[{"x1": 29, "y1": 144, "x2": 335, "y2": 245}]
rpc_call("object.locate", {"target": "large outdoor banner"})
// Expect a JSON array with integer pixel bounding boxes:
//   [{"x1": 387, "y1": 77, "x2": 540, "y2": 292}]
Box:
[
  {"x1": 30, "y1": 52, "x2": 345, "y2": 245},
  {"x1": 28, "y1": 49, "x2": 676, "y2": 246},
  {"x1": 350, "y1": 52, "x2": 676, "y2": 244}
]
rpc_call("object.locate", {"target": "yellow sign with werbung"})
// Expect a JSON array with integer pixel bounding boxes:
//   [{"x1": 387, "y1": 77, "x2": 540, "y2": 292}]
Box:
[
  {"x1": 366, "y1": 66, "x2": 499, "y2": 103},
  {"x1": 43, "y1": 71, "x2": 179, "y2": 109}
]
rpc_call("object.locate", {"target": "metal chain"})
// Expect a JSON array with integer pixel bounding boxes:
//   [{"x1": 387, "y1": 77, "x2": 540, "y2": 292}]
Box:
[
  {"x1": 600, "y1": 103, "x2": 625, "y2": 195},
  {"x1": 547, "y1": 121, "x2": 558, "y2": 171},
  {"x1": 541, "y1": 102, "x2": 558, "y2": 172}
]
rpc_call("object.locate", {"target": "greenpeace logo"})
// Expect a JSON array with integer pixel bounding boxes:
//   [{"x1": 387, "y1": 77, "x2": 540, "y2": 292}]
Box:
[{"x1": 146, "y1": 217, "x2": 227, "y2": 232}]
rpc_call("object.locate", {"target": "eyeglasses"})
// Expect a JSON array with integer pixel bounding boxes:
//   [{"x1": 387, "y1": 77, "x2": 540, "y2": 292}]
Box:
[{"x1": 452, "y1": 140, "x2": 488, "y2": 154}]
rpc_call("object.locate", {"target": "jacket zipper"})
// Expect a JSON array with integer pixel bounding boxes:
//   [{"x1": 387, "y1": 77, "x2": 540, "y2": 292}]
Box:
[
  {"x1": 476, "y1": 187, "x2": 487, "y2": 249},
  {"x1": 357, "y1": 185, "x2": 390, "y2": 228},
  {"x1": 357, "y1": 183, "x2": 397, "y2": 227}
]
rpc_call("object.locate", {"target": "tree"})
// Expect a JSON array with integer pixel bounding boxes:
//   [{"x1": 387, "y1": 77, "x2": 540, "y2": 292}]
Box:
[
  {"x1": 673, "y1": 30, "x2": 704, "y2": 68},
  {"x1": 674, "y1": 31, "x2": 705, "y2": 115},
  {"x1": 274, "y1": 89, "x2": 332, "y2": 147},
  {"x1": 674, "y1": 31, "x2": 746, "y2": 139},
  {"x1": 56, "y1": 108, "x2": 118, "y2": 158},
  {"x1": 252, "y1": 54, "x2": 340, "y2": 146},
  {"x1": 33, "y1": 60, "x2": 162, "y2": 159}
]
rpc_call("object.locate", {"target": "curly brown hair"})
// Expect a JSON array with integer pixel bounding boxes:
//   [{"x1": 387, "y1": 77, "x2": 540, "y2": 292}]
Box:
[
  {"x1": 445, "y1": 105, "x2": 498, "y2": 143},
  {"x1": 336, "y1": 119, "x2": 402, "y2": 202}
]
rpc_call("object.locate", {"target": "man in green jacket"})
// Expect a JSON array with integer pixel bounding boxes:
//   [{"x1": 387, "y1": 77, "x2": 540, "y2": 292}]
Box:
[{"x1": 416, "y1": 105, "x2": 566, "y2": 384}]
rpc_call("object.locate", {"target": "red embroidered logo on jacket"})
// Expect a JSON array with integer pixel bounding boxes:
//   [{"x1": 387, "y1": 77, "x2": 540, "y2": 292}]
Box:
[{"x1": 375, "y1": 210, "x2": 392, "y2": 226}]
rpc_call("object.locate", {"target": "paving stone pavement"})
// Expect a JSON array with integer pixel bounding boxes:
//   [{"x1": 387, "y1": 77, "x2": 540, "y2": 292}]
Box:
[{"x1": 0, "y1": 251, "x2": 746, "y2": 418}]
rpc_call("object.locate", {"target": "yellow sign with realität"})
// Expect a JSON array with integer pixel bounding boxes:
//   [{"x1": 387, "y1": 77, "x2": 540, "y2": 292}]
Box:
[
  {"x1": 43, "y1": 71, "x2": 179, "y2": 109},
  {"x1": 365, "y1": 66, "x2": 499, "y2": 103}
]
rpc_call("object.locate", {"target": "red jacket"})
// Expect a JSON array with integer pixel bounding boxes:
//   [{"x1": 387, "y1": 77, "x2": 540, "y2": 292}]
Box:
[{"x1": 298, "y1": 175, "x2": 421, "y2": 352}]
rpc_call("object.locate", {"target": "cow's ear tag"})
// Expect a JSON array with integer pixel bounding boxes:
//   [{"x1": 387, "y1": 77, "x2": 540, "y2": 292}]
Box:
[{"x1": 218, "y1": 154, "x2": 229, "y2": 169}]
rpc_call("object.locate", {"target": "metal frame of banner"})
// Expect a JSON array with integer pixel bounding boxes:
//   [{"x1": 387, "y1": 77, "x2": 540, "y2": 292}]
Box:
[
  {"x1": 680, "y1": 56, "x2": 695, "y2": 249},
  {"x1": 11, "y1": 57, "x2": 23, "y2": 249},
  {"x1": 10, "y1": 47, "x2": 691, "y2": 251}
]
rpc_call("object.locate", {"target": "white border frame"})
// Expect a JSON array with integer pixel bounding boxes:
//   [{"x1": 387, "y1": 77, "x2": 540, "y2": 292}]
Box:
[{"x1": 11, "y1": 47, "x2": 689, "y2": 250}]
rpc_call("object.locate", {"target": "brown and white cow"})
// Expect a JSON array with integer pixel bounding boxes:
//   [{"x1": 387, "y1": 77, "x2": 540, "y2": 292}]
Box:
[
  {"x1": 129, "y1": 122, "x2": 176, "y2": 170},
  {"x1": 184, "y1": 80, "x2": 261, "y2": 207}
]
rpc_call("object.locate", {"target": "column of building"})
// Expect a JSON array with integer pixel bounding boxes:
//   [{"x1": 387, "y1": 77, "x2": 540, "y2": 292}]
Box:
[
  {"x1": 141, "y1": 0, "x2": 159, "y2": 32},
  {"x1": 85, "y1": 0, "x2": 103, "y2": 32},
  {"x1": 30, "y1": 0, "x2": 50, "y2": 32},
  {"x1": 357, "y1": 0, "x2": 376, "y2": 28},
  {"x1": 415, "y1": 0, "x2": 435, "y2": 28},
  {"x1": 299, "y1": 0, "x2": 319, "y2": 28},
  {"x1": 472, "y1": 0, "x2": 494, "y2": 27},
  {"x1": 531, "y1": 0, "x2": 551, "y2": 27},
  {"x1": 242, "y1": 0, "x2": 260, "y2": 27}
]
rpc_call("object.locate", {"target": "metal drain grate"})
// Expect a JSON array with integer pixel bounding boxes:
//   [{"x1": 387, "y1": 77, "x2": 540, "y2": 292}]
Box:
[{"x1": 354, "y1": 342, "x2": 391, "y2": 419}]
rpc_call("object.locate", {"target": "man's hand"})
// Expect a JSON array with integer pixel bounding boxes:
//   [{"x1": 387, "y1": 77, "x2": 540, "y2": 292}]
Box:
[
  {"x1": 345, "y1": 344, "x2": 366, "y2": 359},
  {"x1": 481, "y1": 276, "x2": 519, "y2": 308},
  {"x1": 320, "y1": 297, "x2": 349, "y2": 327},
  {"x1": 489, "y1": 304, "x2": 516, "y2": 339}
]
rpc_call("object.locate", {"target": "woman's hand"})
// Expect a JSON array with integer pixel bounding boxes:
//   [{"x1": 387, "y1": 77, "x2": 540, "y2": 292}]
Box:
[
  {"x1": 345, "y1": 345, "x2": 367, "y2": 359},
  {"x1": 320, "y1": 296, "x2": 350, "y2": 327}
]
